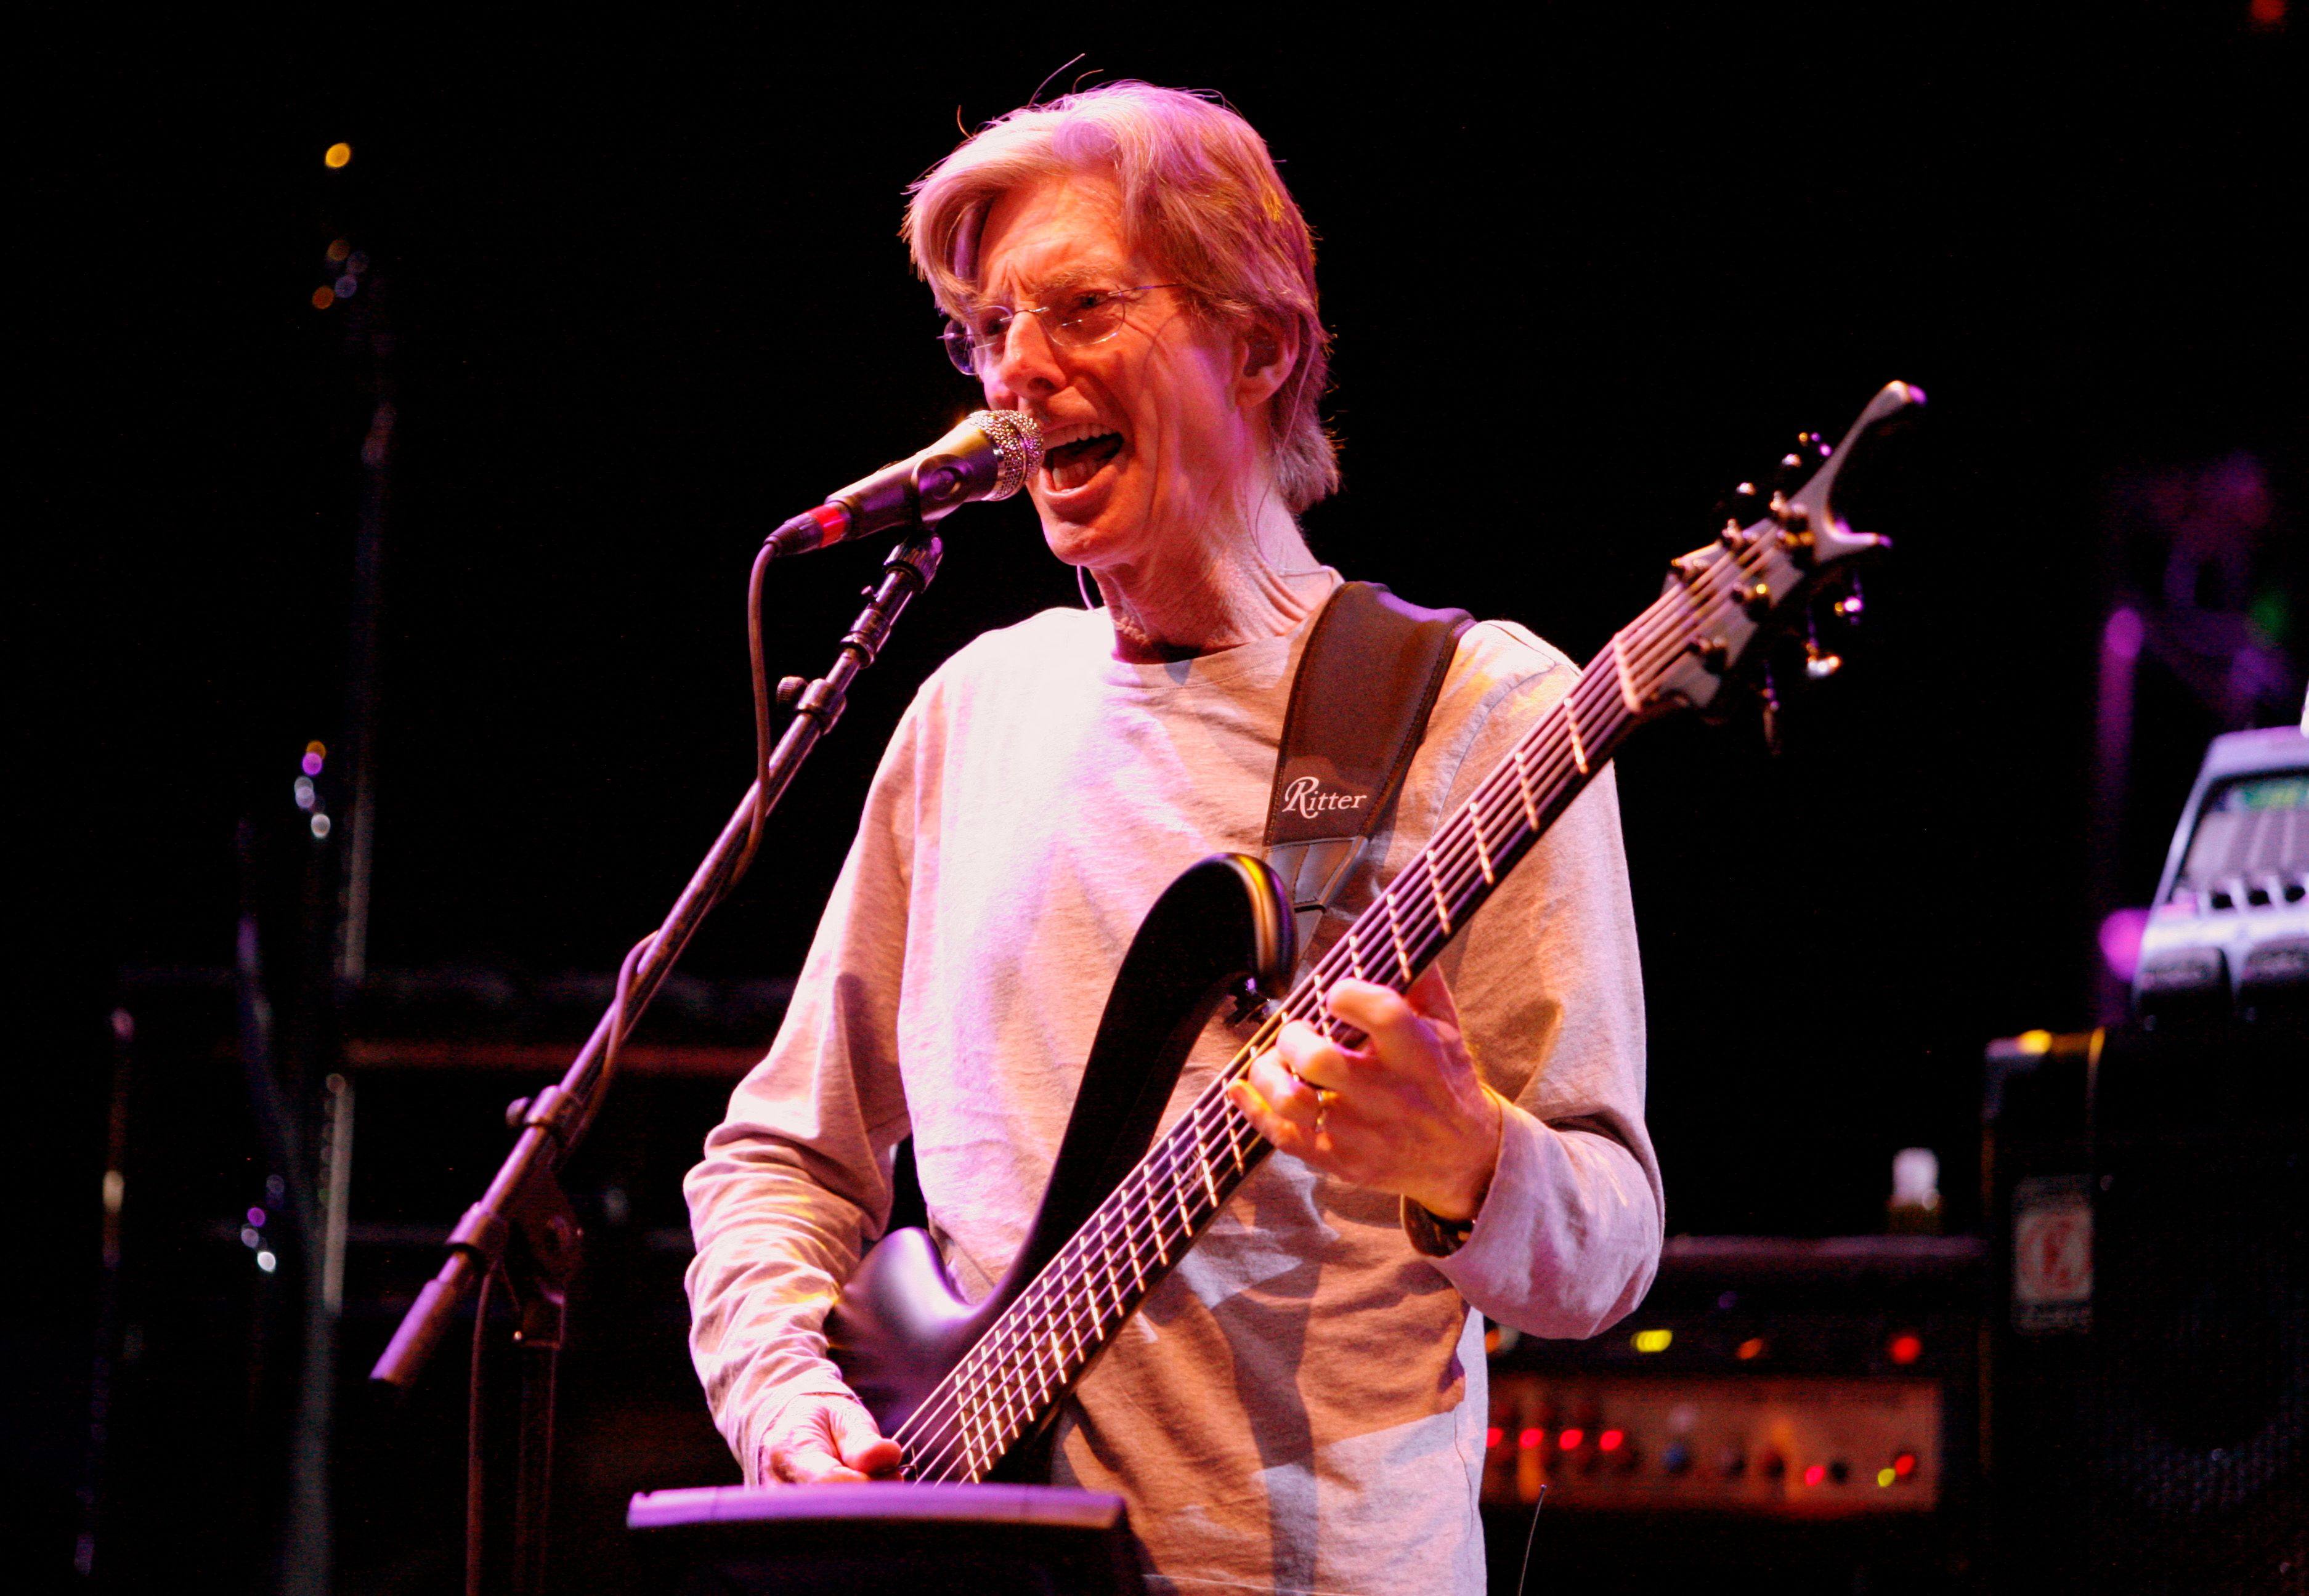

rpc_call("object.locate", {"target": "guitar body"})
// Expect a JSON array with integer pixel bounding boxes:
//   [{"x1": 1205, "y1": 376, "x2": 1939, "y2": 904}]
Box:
[{"x1": 827, "y1": 853, "x2": 1296, "y2": 1475}]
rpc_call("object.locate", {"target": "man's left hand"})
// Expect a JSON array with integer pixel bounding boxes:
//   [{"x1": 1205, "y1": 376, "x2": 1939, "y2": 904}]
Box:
[{"x1": 1227, "y1": 966, "x2": 1505, "y2": 1223}]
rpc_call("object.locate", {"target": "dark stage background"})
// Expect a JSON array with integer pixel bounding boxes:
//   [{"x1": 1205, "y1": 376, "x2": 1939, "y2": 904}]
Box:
[{"x1": 13, "y1": 9, "x2": 2304, "y2": 1590}]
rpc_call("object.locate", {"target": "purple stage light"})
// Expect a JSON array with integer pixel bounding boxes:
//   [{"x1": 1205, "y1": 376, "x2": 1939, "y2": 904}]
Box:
[{"x1": 2098, "y1": 906, "x2": 2149, "y2": 982}]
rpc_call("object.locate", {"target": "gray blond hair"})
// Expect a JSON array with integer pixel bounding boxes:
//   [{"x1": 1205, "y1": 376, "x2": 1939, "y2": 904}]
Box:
[{"x1": 904, "y1": 82, "x2": 1339, "y2": 513}]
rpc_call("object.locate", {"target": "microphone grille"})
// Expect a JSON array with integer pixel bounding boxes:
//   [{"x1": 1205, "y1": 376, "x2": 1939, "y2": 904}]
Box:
[{"x1": 968, "y1": 410, "x2": 1043, "y2": 501}]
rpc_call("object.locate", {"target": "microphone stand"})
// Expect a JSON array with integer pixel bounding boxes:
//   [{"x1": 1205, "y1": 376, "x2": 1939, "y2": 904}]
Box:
[{"x1": 371, "y1": 531, "x2": 947, "y2": 1595}]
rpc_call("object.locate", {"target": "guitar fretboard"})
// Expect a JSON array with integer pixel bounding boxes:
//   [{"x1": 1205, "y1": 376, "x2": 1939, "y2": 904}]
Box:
[{"x1": 889, "y1": 530, "x2": 1780, "y2": 1484}]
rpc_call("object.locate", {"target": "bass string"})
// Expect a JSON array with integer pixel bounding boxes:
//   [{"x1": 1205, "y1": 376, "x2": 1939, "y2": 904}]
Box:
[
  {"x1": 893, "y1": 1072, "x2": 1290, "y2": 1477},
  {"x1": 1079, "y1": 548, "x2": 1734, "y2": 1207},
  {"x1": 892, "y1": 538, "x2": 1775, "y2": 1477},
  {"x1": 895, "y1": 559, "x2": 1739, "y2": 1479},
  {"x1": 898, "y1": 559, "x2": 1731, "y2": 1476},
  {"x1": 895, "y1": 689, "x2": 1619, "y2": 1483}
]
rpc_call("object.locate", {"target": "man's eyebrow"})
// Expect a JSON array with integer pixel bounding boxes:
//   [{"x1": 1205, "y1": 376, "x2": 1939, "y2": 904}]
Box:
[
  {"x1": 973, "y1": 259, "x2": 1125, "y2": 309},
  {"x1": 1034, "y1": 263, "x2": 1114, "y2": 294}
]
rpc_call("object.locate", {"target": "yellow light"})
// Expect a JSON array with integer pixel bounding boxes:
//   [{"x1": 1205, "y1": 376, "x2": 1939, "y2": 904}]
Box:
[
  {"x1": 1877, "y1": 1467, "x2": 1897, "y2": 1488},
  {"x1": 312, "y1": 286, "x2": 336, "y2": 310},
  {"x1": 324, "y1": 142, "x2": 353, "y2": 169},
  {"x1": 306, "y1": 740, "x2": 328, "y2": 757},
  {"x1": 327, "y1": 238, "x2": 351, "y2": 262},
  {"x1": 2016, "y1": 1029, "x2": 2054, "y2": 1055},
  {"x1": 1632, "y1": 1328, "x2": 1673, "y2": 1354}
]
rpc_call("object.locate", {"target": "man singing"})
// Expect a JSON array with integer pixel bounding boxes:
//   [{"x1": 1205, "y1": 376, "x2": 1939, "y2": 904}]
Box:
[{"x1": 685, "y1": 82, "x2": 1661, "y2": 1594}]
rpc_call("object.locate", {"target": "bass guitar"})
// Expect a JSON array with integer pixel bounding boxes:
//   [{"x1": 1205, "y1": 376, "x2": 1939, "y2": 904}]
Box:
[{"x1": 826, "y1": 379, "x2": 1925, "y2": 1484}]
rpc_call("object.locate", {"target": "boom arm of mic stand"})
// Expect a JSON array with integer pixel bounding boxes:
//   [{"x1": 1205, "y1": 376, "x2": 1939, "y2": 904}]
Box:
[{"x1": 371, "y1": 532, "x2": 948, "y2": 1393}]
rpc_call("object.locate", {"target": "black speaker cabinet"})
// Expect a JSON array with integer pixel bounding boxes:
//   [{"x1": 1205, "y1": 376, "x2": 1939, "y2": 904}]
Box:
[{"x1": 1984, "y1": 1021, "x2": 2308, "y2": 1594}]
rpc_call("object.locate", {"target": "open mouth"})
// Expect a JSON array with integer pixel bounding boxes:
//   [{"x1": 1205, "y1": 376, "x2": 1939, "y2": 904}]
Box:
[{"x1": 1042, "y1": 429, "x2": 1125, "y2": 493}]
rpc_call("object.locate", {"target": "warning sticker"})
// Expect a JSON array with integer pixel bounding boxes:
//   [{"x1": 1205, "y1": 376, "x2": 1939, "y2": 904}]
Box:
[{"x1": 2012, "y1": 1174, "x2": 2093, "y2": 1333}]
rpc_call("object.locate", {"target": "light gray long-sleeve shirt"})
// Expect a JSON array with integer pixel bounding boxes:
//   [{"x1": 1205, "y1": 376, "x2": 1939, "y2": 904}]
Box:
[{"x1": 684, "y1": 594, "x2": 1662, "y2": 1595}]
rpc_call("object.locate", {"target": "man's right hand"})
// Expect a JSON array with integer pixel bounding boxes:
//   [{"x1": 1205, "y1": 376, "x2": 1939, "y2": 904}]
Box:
[{"x1": 763, "y1": 1393, "x2": 904, "y2": 1483}]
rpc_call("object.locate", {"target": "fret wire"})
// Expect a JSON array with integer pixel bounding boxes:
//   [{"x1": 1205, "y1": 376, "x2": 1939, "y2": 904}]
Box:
[
  {"x1": 1425, "y1": 851, "x2": 1453, "y2": 935},
  {"x1": 1052, "y1": 1232, "x2": 1103, "y2": 1336},
  {"x1": 1095, "y1": 1212, "x2": 1127, "y2": 1327},
  {"x1": 960, "y1": 1393, "x2": 988, "y2": 1478},
  {"x1": 1469, "y1": 806, "x2": 1494, "y2": 885},
  {"x1": 1609, "y1": 628, "x2": 1643, "y2": 713},
  {"x1": 1382, "y1": 885, "x2": 1413, "y2": 981},
  {"x1": 1048, "y1": 1274, "x2": 1089, "y2": 1370},
  {"x1": 1563, "y1": 695, "x2": 1590, "y2": 776},
  {"x1": 1145, "y1": 1167, "x2": 1172, "y2": 1265},
  {"x1": 1511, "y1": 740, "x2": 1541, "y2": 828},
  {"x1": 1166, "y1": 1138, "x2": 1195, "y2": 1236}
]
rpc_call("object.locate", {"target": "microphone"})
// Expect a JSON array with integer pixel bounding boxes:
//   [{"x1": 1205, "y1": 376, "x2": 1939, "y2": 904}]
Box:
[{"x1": 766, "y1": 410, "x2": 1044, "y2": 557}]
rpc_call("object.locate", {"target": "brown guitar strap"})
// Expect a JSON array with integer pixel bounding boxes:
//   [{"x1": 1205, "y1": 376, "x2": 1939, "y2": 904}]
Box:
[{"x1": 1265, "y1": 582, "x2": 1473, "y2": 959}]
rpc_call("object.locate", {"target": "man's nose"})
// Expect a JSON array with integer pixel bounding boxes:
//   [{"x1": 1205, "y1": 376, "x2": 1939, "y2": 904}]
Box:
[{"x1": 985, "y1": 310, "x2": 1063, "y2": 402}]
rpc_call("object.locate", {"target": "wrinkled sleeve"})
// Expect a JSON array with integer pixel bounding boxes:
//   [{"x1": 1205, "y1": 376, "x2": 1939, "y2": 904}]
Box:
[
  {"x1": 681, "y1": 694, "x2": 927, "y2": 1483},
  {"x1": 1413, "y1": 631, "x2": 1663, "y2": 1339}
]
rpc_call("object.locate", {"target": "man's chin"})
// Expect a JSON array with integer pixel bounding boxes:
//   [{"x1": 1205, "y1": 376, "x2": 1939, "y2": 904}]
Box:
[{"x1": 1034, "y1": 499, "x2": 1132, "y2": 569}]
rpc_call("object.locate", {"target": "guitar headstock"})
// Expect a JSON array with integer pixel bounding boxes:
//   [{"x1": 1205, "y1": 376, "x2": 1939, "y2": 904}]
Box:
[{"x1": 1649, "y1": 380, "x2": 1925, "y2": 727}]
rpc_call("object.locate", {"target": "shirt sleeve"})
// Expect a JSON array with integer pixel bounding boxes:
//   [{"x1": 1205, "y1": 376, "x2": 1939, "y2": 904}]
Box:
[
  {"x1": 681, "y1": 692, "x2": 927, "y2": 1483},
  {"x1": 1401, "y1": 626, "x2": 1663, "y2": 1339}
]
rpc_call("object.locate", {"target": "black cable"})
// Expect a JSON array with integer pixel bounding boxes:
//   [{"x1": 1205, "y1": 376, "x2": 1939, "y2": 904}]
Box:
[
  {"x1": 465, "y1": 1265, "x2": 498, "y2": 1596},
  {"x1": 582, "y1": 538, "x2": 782, "y2": 1135},
  {"x1": 1515, "y1": 1483, "x2": 1548, "y2": 1595}
]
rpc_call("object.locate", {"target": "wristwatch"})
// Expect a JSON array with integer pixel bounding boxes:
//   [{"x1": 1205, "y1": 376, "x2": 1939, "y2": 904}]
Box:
[{"x1": 1403, "y1": 1197, "x2": 1477, "y2": 1258}]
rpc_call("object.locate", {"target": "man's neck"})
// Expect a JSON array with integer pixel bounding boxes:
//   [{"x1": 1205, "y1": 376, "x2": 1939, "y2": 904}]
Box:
[{"x1": 1092, "y1": 500, "x2": 1327, "y2": 663}]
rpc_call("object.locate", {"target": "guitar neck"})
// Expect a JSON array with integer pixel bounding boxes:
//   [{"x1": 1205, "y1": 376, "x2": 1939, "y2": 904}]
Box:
[{"x1": 893, "y1": 556, "x2": 1753, "y2": 1484}]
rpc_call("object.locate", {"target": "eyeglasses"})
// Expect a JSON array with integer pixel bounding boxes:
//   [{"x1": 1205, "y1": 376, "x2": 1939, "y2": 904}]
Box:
[{"x1": 941, "y1": 283, "x2": 1181, "y2": 376}]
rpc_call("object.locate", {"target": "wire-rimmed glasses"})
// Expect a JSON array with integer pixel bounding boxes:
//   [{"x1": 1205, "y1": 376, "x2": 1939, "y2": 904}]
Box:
[{"x1": 941, "y1": 283, "x2": 1181, "y2": 376}]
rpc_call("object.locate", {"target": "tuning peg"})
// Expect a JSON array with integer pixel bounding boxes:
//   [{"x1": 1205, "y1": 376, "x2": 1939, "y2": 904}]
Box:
[
  {"x1": 1760, "y1": 665, "x2": 1784, "y2": 756},
  {"x1": 1715, "y1": 479, "x2": 1764, "y2": 538},
  {"x1": 1764, "y1": 431, "x2": 1833, "y2": 497},
  {"x1": 1803, "y1": 611, "x2": 1843, "y2": 681},
  {"x1": 1833, "y1": 577, "x2": 1865, "y2": 626}
]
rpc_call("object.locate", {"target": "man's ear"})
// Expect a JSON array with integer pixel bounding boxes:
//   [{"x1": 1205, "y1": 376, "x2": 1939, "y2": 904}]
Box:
[{"x1": 1236, "y1": 317, "x2": 1299, "y2": 408}]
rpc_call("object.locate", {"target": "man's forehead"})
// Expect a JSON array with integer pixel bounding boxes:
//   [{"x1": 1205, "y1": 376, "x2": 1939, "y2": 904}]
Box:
[{"x1": 969, "y1": 174, "x2": 1137, "y2": 302}]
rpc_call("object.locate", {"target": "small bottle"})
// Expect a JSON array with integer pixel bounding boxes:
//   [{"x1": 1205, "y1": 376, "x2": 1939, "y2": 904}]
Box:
[{"x1": 1886, "y1": 1147, "x2": 1942, "y2": 1235}]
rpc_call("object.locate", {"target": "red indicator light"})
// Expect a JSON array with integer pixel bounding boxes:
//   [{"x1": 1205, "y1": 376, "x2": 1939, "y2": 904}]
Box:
[
  {"x1": 1737, "y1": 1337, "x2": 1767, "y2": 1361},
  {"x1": 1893, "y1": 1451, "x2": 1918, "y2": 1479},
  {"x1": 1487, "y1": 1427, "x2": 1503, "y2": 1450},
  {"x1": 1557, "y1": 1428, "x2": 1585, "y2": 1451},
  {"x1": 1889, "y1": 1334, "x2": 1923, "y2": 1365},
  {"x1": 1517, "y1": 1427, "x2": 1542, "y2": 1451},
  {"x1": 1599, "y1": 1429, "x2": 1625, "y2": 1452},
  {"x1": 1803, "y1": 1464, "x2": 1827, "y2": 1488}
]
